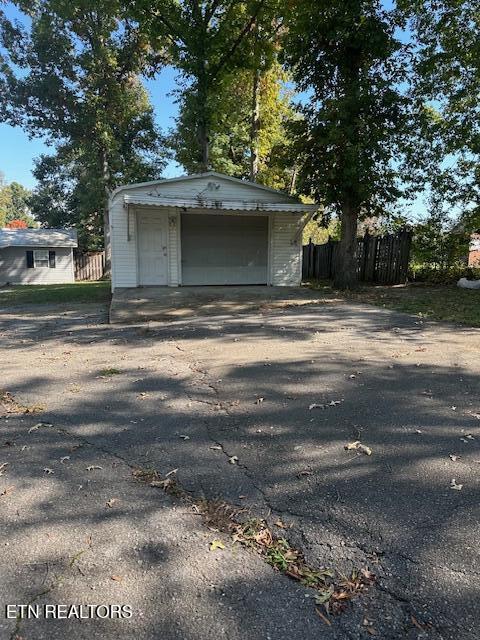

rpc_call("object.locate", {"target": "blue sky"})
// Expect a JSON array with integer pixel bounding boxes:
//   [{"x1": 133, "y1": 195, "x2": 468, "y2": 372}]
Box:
[
  {"x1": 0, "y1": 67, "x2": 182, "y2": 186},
  {"x1": 0, "y1": 3, "x2": 182, "y2": 187}
]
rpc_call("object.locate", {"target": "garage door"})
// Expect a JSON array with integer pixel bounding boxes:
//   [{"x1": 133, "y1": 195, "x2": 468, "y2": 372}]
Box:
[{"x1": 181, "y1": 213, "x2": 269, "y2": 285}]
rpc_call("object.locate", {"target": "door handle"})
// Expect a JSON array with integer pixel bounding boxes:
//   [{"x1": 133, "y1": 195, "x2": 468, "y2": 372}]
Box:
[{"x1": 162, "y1": 246, "x2": 167, "y2": 257}]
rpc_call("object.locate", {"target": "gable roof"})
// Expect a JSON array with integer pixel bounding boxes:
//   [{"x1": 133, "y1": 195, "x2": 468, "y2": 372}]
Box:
[
  {"x1": 111, "y1": 171, "x2": 303, "y2": 204},
  {"x1": 0, "y1": 228, "x2": 78, "y2": 248}
]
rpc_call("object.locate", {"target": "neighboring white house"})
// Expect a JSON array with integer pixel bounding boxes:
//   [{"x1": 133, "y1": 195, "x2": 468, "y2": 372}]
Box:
[
  {"x1": 109, "y1": 172, "x2": 317, "y2": 290},
  {"x1": 0, "y1": 228, "x2": 78, "y2": 285}
]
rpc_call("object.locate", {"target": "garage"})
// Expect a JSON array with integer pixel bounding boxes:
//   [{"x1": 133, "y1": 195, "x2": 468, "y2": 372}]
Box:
[
  {"x1": 109, "y1": 171, "x2": 318, "y2": 290},
  {"x1": 181, "y1": 213, "x2": 269, "y2": 285}
]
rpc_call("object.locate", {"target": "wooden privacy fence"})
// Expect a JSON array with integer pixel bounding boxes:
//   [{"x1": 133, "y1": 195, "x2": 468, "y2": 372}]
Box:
[
  {"x1": 302, "y1": 230, "x2": 412, "y2": 285},
  {"x1": 74, "y1": 251, "x2": 106, "y2": 281}
]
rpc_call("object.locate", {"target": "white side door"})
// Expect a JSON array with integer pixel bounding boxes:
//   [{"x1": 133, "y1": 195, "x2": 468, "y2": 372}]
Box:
[{"x1": 137, "y1": 211, "x2": 168, "y2": 285}]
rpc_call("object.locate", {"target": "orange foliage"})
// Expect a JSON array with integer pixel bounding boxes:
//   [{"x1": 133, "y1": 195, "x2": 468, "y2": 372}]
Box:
[{"x1": 5, "y1": 220, "x2": 28, "y2": 229}]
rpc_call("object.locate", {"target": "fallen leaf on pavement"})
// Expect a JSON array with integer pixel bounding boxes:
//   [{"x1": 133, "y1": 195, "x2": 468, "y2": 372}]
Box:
[
  {"x1": 297, "y1": 469, "x2": 313, "y2": 477},
  {"x1": 309, "y1": 400, "x2": 343, "y2": 410},
  {"x1": 344, "y1": 441, "x2": 372, "y2": 455},
  {"x1": 315, "y1": 608, "x2": 331, "y2": 625},
  {"x1": 106, "y1": 498, "x2": 118, "y2": 508},
  {"x1": 0, "y1": 462, "x2": 8, "y2": 476},
  {"x1": 449, "y1": 455, "x2": 460, "y2": 462},
  {"x1": 450, "y1": 478, "x2": 463, "y2": 490},
  {"x1": 43, "y1": 467, "x2": 54, "y2": 475},
  {"x1": 229, "y1": 456, "x2": 239, "y2": 465},
  {"x1": 86, "y1": 465, "x2": 103, "y2": 471},
  {"x1": 179, "y1": 435, "x2": 190, "y2": 440},
  {"x1": 28, "y1": 422, "x2": 53, "y2": 433},
  {"x1": 110, "y1": 575, "x2": 123, "y2": 582},
  {"x1": 411, "y1": 616, "x2": 425, "y2": 631},
  {"x1": 210, "y1": 539, "x2": 225, "y2": 551},
  {"x1": 274, "y1": 520, "x2": 287, "y2": 529},
  {"x1": 254, "y1": 397, "x2": 264, "y2": 404},
  {"x1": 314, "y1": 586, "x2": 334, "y2": 604},
  {"x1": 360, "y1": 568, "x2": 375, "y2": 581},
  {"x1": 0, "y1": 485, "x2": 14, "y2": 497},
  {"x1": 60, "y1": 456, "x2": 70, "y2": 463}
]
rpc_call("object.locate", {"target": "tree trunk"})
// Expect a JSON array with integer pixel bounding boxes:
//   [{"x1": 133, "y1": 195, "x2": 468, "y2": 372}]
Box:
[
  {"x1": 334, "y1": 201, "x2": 358, "y2": 289},
  {"x1": 289, "y1": 165, "x2": 299, "y2": 195},
  {"x1": 334, "y1": 38, "x2": 361, "y2": 290},
  {"x1": 249, "y1": 65, "x2": 260, "y2": 182},
  {"x1": 199, "y1": 113, "x2": 209, "y2": 172},
  {"x1": 197, "y1": 56, "x2": 210, "y2": 172}
]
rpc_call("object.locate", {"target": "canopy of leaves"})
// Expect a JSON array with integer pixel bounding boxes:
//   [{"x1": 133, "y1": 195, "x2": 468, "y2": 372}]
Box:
[
  {"x1": 0, "y1": 0, "x2": 166, "y2": 249},
  {"x1": 403, "y1": 0, "x2": 480, "y2": 233},
  {"x1": 132, "y1": 0, "x2": 281, "y2": 171},
  {"x1": 282, "y1": 0, "x2": 410, "y2": 219},
  {"x1": 171, "y1": 61, "x2": 297, "y2": 190},
  {"x1": 0, "y1": 174, "x2": 35, "y2": 228}
]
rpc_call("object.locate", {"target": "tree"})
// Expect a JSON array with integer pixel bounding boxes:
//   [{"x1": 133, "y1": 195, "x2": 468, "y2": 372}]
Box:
[
  {"x1": 0, "y1": 1, "x2": 165, "y2": 266},
  {"x1": 29, "y1": 148, "x2": 105, "y2": 250},
  {"x1": 133, "y1": 0, "x2": 275, "y2": 173},
  {"x1": 283, "y1": 0, "x2": 410, "y2": 288},
  {"x1": 403, "y1": 0, "x2": 480, "y2": 235},
  {"x1": 0, "y1": 175, "x2": 35, "y2": 227},
  {"x1": 171, "y1": 59, "x2": 298, "y2": 190}
]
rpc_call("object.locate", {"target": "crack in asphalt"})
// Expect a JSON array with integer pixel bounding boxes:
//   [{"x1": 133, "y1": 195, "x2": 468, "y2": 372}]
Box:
[
  {"x1": 169, "y1": 343, "x2": 468, "y2": 638},
  {"x1": 8, "y1": 552, "x2": 91, "y2": 640}
]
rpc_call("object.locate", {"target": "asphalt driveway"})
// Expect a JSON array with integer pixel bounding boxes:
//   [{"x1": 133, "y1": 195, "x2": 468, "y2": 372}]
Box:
[{"x1": 0, "y1": 299, "x2": 478, "y2": 639}]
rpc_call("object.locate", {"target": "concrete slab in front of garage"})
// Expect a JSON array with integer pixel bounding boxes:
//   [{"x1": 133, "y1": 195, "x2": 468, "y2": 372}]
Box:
[{"x1": 109, "y1": 285, "x2": 323, "y2": 323}]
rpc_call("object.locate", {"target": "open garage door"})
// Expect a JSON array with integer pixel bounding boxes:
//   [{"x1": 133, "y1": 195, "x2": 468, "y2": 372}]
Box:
[{"x1": 181, "y1": 213, "x2": 269, "y2": 285}]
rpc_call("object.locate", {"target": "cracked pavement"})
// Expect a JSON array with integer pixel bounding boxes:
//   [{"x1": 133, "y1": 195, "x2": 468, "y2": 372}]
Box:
[{"x1": 0, "y1": 299, "x2": 479, "y2": 639}]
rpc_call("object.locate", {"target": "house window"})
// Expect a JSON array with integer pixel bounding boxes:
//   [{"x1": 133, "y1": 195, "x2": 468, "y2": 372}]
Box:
[
  {"x1": 34, "y1": 250, "x2": 50, "y2": 267},
  {"x1": 26, "y1": 250, "x2": 56, "y2": 268}
]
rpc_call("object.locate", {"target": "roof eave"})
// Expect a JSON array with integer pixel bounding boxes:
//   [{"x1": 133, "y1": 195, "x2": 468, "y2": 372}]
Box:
[{"x1": 123, "y1": 194, "x2": 317, "y2": 214}]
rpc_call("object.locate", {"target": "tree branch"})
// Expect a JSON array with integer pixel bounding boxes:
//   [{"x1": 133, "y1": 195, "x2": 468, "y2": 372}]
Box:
[{"x1": 210, "y1": 0, "x2": 266, "y2": 79}]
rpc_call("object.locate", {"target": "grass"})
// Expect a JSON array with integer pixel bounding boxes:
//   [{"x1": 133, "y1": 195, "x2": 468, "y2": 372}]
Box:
[
  {"x1": 0, "y1": 281, "x2": 111, "y2": 307},
  {"x1": 309, "y1": 280, "x2": 480, "y2": 327},
  {"x1": 99, "y1": 367, "x2": 121, "y2": 377}
]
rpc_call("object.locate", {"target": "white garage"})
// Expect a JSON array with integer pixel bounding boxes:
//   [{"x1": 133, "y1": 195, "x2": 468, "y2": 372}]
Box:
[{"x1": 109, "y1": 172, "x2": 317, "y2": 291}]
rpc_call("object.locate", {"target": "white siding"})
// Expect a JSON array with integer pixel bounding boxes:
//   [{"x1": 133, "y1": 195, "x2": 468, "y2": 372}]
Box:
[
  {"x1": 270, "y1": 213, "x2": 303, "y2": 286},
  {"x1": 111, "y1": 197, "x2": 138, "y2": 289},
  {"x1": 110, "y1": 174, "x2": 307, "y2": 290},
  {"x1": 0, "y1": 247, "x2": 74, "y2": 285},
  {"x1": 111, "y1": 201, "x2": 181, "y2": 289},
  {"x1": 118, "y1": 175, "x2": 295, "y2": 204}
]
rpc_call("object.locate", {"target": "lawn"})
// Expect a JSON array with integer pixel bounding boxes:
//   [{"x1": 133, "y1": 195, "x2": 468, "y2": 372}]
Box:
[
  {"x1": 309, "y1": 281, "x2": 480, "y2": 327},
  {"x1": 0, "y1": 281, "x2": 111, "y2": 306}
]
